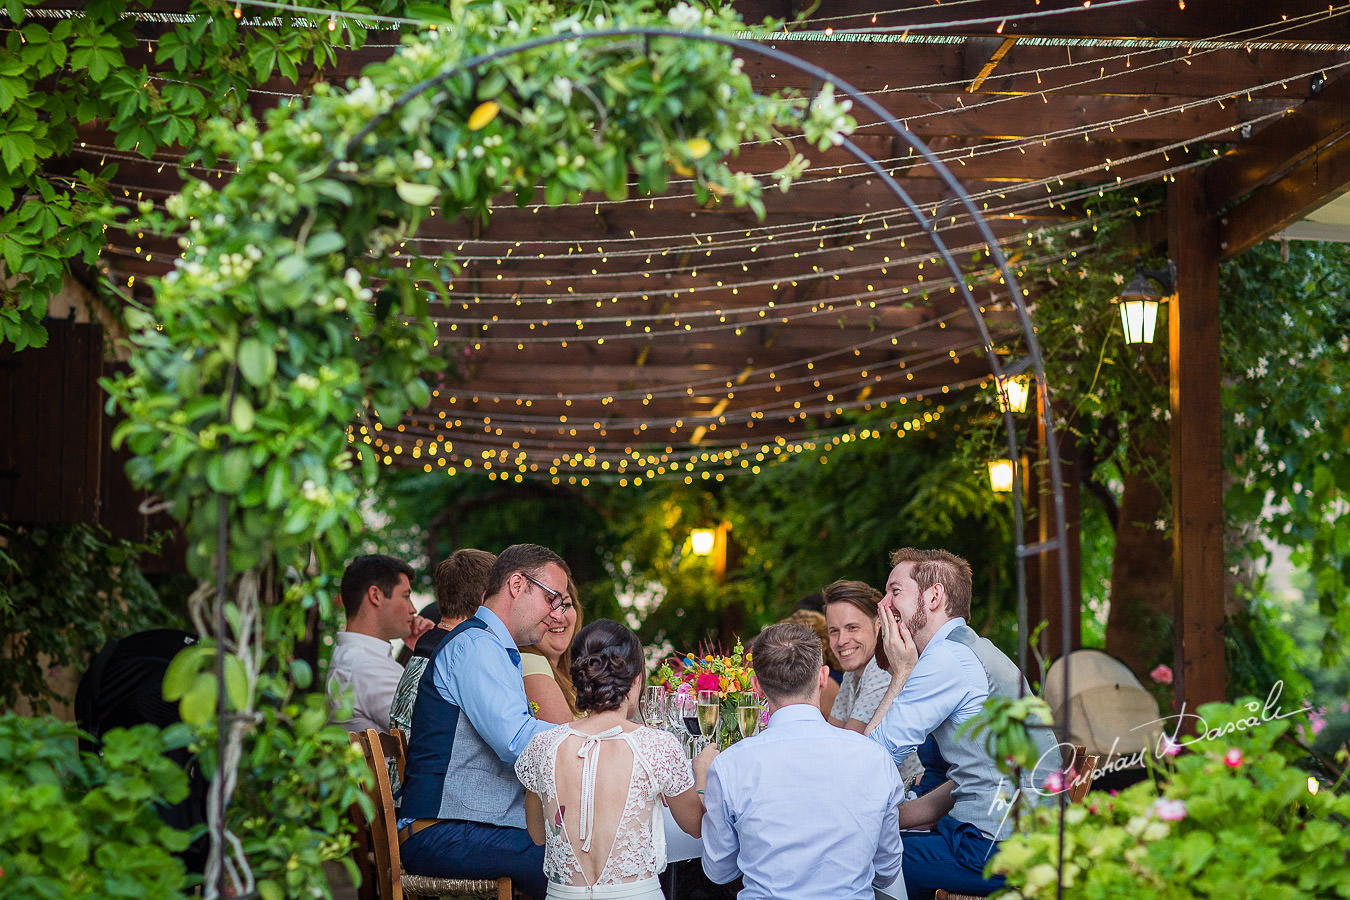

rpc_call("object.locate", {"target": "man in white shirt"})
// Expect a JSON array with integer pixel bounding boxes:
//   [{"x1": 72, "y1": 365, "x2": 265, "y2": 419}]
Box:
[
  {"x1": 327, "y1": 554, "x2": 434, "y2": 733},
  {"x1": 701, "y1": 622, "x2": 906, "y2": 900}
]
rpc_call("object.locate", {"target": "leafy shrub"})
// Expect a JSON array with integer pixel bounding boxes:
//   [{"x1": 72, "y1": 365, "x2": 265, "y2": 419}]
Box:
[
  {"x1": 991, "y1": 699, "x2": 1350, "y2": 898},
  {"x1": 0, "y1": 714, "x2": 190, "y2": 899}
]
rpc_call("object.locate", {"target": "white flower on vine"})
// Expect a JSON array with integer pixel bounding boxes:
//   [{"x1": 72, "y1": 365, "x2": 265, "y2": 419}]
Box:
[
  {"x1": 668, "y1": 2, "x2": 703, "y2": 28},
  {"x1": 1111, "y1": 272, "x2": 1124, "y2": 285},
  {"x1": 1233, "y1": 411, "x2": 1245, "y2": 425},
  {"x1": 412, "y1": 149, "x2": 434, "y2": 170}
]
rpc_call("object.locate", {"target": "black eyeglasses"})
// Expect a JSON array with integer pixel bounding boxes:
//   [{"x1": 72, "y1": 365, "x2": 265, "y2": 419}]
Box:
[{"x1": 521, "y1": 572, "x2": 570, "y2": 611}]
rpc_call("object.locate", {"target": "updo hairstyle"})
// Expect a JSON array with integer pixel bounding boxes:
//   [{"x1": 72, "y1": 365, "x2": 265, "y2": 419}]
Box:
[{"x1": 569, "y1": 619, "x2": 645, "y2": 714}]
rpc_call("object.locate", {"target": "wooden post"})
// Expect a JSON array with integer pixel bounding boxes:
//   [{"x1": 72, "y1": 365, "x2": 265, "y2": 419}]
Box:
[{"x1": 1167, "y1": 172, "x2": 1227, "y2": 711}]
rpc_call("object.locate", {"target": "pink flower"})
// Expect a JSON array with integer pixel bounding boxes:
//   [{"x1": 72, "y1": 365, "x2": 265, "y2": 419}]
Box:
[
  {"x1": 1339, "y1": 702, "x2": 1349, "y2": 715},
  {"x1": 696, "y1": 671, "x2": 721, "y2": 693},
  {"x1": 1152, "y1": 798, "x2": 1187, "y2": 821},
  {"x1": 1149, "y1": 664, "x2": 1173, "y2": 685},
  {"x1": 1224, "y1": 748, "x2": 1243, "y2": 768},
  {"x1": 1309, "y1": 709, "x2": 1327, "y2": 736},
  {"x1": 1043, "y1": 771, "x2": 1065, "y2": 793},
  {"x1": 675, "y1": 682, "x2": 693, "y2": 697},
  {"x1": 1158, "y1": 734, "x2": 1182, "y2": 757}
]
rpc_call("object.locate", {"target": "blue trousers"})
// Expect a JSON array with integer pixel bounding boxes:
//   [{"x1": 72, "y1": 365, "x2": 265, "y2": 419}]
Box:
[
  {"x1": 901, "y1": 816, "x2": 1006, "y2": 900},
  {"x1": 400, "y1": 819, "x2": 547, "y2": 900}
]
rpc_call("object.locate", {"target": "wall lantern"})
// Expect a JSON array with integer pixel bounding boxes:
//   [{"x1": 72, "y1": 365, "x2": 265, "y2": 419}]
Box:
[
  {"x1": 690, "y1": 528, "x2": 717, "y2": 556},
  {"x1": 1113, "y1": 259, "x2": 1177, "y2": 346},
  {"x1": 994, "y1": 375, "x2": 1029, "y2": 414},
  {"x1": 987, "y1": 458, "x2": 1016, "y2": 493}
]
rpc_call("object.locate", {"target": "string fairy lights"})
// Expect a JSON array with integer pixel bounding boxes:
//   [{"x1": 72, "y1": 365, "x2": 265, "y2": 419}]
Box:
[{"x1": 32, "y1": 0, "x2": 1349, "y2": 483}]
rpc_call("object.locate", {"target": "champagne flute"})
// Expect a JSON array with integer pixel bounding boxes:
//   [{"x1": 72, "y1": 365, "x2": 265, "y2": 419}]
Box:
[
  {"x1": 643, "y1": 685, "x2": 666, "y2": 728},
  {"x1": 737, "y1": 692, "x2": 762, "y2": 738},
  {"x1": 697, "y1": 689, "x2": 720, "y2": 747}
]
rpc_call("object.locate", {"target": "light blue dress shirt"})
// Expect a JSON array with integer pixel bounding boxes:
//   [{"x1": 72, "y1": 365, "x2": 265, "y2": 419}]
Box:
[
  {"x1": 868, "y1": 617, "x2": 988, "y2": 762},
  {"x1": 430, "y1": 605, "x2": 553, "y2": 763},
  {"x1": 701, "y1": 703, "x2": 905, "y2": 900}
]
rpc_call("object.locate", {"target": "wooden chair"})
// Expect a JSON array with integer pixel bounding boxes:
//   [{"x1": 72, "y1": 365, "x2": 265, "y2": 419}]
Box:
[
  {"x1": 933, "y1": 750, "x2": 1097, "y2": 900},
  {"x1": 347, "y1": 732, "x2": 378, "y2": 900},
  {"x1": 354, "y1": 728, "x2": 514, "y2": 900}
]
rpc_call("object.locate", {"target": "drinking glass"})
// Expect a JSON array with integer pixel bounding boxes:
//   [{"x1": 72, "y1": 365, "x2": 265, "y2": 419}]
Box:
[
  {"x1": 736, "y1": 692, "x2": 762, "y2": 739},
  {"x1": 697, "y1": 689, "x2": 720, "y2": 746},
  {"x1": 672, "y1": 691, "x2": 700, "y2": 756},
  {"x1": 643, "y1": 685, "x2": 666, "y2": 729}
]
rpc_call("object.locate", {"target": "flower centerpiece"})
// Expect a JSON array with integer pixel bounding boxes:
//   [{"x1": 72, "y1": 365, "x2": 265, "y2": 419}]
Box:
[{"x1": 651, "y1": 640, "x2": 761, "y2": 747}]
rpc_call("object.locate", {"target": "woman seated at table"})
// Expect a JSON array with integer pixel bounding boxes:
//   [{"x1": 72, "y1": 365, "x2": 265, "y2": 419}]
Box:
[
  {"x1": 521, "y1": 578, "x2": 582, "y2": 723},
  {"x1": 516, "y1": 619, "x2": 712, "y2": 899}
]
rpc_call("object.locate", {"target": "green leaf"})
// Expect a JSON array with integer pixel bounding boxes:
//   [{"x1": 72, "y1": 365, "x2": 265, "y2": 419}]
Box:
[
  {"x1": 305, "y1": 231, "x2": 345, "y2": 258},
  {"x1": 395, "y1": 180, "x2": 439, "y2": 206},
  {"x1": 231, "y1": 394, "x2": 255, "y2": 432},
  {"x1": 162, "y1": 646, "x2": 207, "y2": 701},
  {"x1": 223, "y1": 654, "x2": 249, "y2": 710},
  {"x1": 237, "y1": 338, "x2": 276, "y2": 386},
  {"x1": 179, "y1": 671, "x2": 217, "y2": 726}
]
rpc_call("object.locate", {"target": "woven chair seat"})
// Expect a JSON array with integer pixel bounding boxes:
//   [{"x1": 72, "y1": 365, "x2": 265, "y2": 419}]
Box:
[{"x1": 402, "y1": 871, "x2": 506, "y2": 896}]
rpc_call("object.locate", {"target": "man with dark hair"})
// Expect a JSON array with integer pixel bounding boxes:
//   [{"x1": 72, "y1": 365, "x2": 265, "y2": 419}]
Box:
[
  {"x1": 701, "y1": 622, "x2": 906, "y2": 900},
  {"x1": 398, "y1": 543, "x2": 572, "y2": 899},
  {"x1": 327, "y1": 554, "x2": 433, "y2": 733},
  {"x1": 866, "y1": 547, "x2": 1058, "y2": 899},
  {"x1": 389, "y1": 548, "x2": 497, "y2": 741}
]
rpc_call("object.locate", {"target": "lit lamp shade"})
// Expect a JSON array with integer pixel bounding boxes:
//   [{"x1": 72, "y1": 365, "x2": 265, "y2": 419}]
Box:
[
  {"x1": 995, "y1": 376, "x2": 1029, "y2": 414},
  {"x1": 987, "y1": 459, "x2": 1015, "y2": 493},
  {"x1": 690, "y1": 528, "x2": 717, "y2": 556},
  {"x1": 1118, "y1": 296, "x2": 1160, "y2": 345}
]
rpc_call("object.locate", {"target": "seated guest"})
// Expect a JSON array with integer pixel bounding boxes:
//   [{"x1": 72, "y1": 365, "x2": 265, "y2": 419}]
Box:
[
  {"x1": 701, "y1": 623, "x2": 906, "y2": 900},
  {"x1": 327, "y1": 554, "x2": 434, "y2": 733},
  {"x1": 520, "y1": 577, "x2": 582, "y2": 723},
  {"x1": 865, "y1": 548, "x2": 1058, "y2": 899},
  {"x1": 399, "y1": 543, "x2": 575, "y2": 899},
  {"x1": 516, "y1": 619, "x2": 710, "y2": 899},
  {"x1": 782, "y1": 608, "x2": 839, "y2": 716},
  {"x1": 823, "y1": 579, "x2": 891, "y2": 732},
  {"x1": 389, "y1": 548, "x2": 496, "y2": 742}
]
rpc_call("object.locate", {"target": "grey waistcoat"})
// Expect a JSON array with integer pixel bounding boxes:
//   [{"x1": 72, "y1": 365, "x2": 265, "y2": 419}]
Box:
[{"x1": 931, "y1": 624, "x2": 1060, "y2": 840}]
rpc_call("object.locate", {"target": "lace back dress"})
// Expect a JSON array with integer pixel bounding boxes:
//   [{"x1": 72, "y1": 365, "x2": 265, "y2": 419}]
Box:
[{"x1": 516, "y1": 724, "x2": 693, "y2": 890}]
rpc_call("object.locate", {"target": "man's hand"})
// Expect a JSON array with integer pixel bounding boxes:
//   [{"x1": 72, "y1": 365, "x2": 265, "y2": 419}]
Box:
[
  {"x1": 405, "y1": 615, "x2": 437, "y2": 649},
  {"x1": 877, "y1": 598, "x2": 918, "y2": 679}
]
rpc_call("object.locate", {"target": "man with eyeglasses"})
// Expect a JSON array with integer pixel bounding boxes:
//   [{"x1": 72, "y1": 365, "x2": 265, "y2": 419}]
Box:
[{"x1": 399, "y1": 543, "x2": 573, "y2": 899}]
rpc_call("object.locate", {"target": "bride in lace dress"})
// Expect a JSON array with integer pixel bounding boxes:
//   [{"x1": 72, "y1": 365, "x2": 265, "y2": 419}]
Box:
[{"x1": 516, "y1": 619, "x2": 712, "y2": 899}]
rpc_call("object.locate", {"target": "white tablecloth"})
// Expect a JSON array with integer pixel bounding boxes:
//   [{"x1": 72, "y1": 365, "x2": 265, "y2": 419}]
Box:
[{"x1": 662, "y1": 805, "x2": 703, "y2": 863}]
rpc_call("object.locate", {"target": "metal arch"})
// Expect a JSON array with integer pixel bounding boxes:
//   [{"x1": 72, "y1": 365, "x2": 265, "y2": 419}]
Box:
[{"x1": 349, "y1": 24, "x2": 1076, "y2": 894}]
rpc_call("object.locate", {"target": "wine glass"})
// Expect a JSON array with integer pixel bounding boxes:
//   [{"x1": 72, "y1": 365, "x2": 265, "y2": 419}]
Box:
[
  {"x1": 672, "y1": 691, "x2": 700, "y2": 756},
  {"x1": 643, "y1": 685, "x2": 666, "y2": 729},
  {"x1": 697, "y1": 689, "x2": 720, "y2": 749},
  {"x1": 736, "y1": 692, "x2": 762, "y2": 739}
]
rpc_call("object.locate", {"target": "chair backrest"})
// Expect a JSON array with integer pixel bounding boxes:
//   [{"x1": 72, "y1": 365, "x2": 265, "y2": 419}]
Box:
[
  {"x1": 347, "y1": 732, "x2": 377, "y2": 900},
  {"x1": 389, "y1": 727, "x2": 408, "y2": 783},
  {"x1": 357, "y1": 728, "x2": 406, "y2": 900}
]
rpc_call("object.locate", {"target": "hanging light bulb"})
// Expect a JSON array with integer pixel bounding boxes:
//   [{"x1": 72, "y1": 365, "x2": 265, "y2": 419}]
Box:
[
  {"x1": 328, "y1": 14, "x2": 337, "y2": 31},
  {"x1": 233, "y1": 3, "x2": 242, "y2": 18}
]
